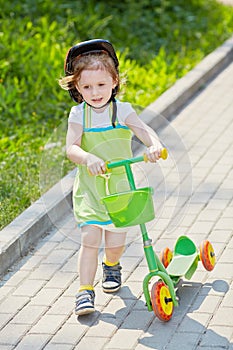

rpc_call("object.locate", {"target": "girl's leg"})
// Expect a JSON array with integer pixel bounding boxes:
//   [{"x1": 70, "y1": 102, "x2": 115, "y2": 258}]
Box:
[
  {"x1": 78, "y1": 225, "x2": 102, "y2": 287},
  {"x1": 102, "y1": 230, "x2": 126, "y2": 293},
  {"x1": 75, "y1": 225, "x2": 102, "y2": 316},
  {"x1": 104, "y1": 230, "x2": 126, "y2": 263}
]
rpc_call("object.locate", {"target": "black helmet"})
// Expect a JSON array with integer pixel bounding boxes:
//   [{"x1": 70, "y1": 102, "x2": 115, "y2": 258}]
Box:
[{"x1": 64, "y1": 39, "x2": 119, "y2": 103}]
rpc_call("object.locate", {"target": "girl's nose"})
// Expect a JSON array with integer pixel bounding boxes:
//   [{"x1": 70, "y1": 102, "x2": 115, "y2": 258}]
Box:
[{"x1": 92, "y1": 86, "x2": 99, "y2": 96}]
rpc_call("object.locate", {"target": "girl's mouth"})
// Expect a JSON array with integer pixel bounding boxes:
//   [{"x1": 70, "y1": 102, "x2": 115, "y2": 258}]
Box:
[
  {"x1": 92, "y1": 98, "x2": 103, "y2": 103},
  {"x1": 87, "y1": 97, "x2": 109, "y2": 110}
]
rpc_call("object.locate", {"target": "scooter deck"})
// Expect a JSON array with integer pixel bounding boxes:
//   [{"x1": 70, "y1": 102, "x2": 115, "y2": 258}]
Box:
[{"x1": 166, "y1": 253, "x2": 198, "y2": 277}]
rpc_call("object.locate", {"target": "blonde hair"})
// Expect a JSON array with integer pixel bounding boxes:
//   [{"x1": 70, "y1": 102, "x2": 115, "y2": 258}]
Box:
[{"x1": 59, "y1": 52, "x2": 120, "y2": 103}]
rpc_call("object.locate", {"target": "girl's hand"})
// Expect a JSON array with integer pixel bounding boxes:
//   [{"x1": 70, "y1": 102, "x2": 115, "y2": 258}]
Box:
[
  {"x1": 145, "y1": 144, "x2": 163, "y2": 163},
  {"x1": 86, "y1": 153, "x2": 106, "y2": 176}
]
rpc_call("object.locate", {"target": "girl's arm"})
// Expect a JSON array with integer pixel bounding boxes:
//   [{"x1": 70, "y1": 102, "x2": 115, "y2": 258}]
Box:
[
  {"x1": 125, "y1": 112, "x2": 163, "y2": 162},
  {"x1": 66, "y1": 122, "x2": 106, "y2": 175}
]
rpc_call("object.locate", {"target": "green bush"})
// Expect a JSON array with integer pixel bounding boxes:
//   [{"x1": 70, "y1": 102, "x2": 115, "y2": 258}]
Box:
[{"x1": 1, "y1": 0, "x2": 233, "y2": 229}]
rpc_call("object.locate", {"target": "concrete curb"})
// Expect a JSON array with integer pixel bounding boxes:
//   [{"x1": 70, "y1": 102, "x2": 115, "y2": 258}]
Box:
[
  {"x1": 1, "y1": 35, "x2": 233, "y2": 277},
  {"x1": 0, "y1": 170, "x2": 75, "y2": 276}
]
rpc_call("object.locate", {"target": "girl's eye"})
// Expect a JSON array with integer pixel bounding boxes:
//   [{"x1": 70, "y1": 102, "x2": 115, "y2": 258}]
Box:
[{"x1": 83, "y1": 86, "x2": 90, "y2": 89}]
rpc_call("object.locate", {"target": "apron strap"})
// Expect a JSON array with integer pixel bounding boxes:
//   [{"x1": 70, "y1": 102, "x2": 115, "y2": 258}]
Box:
[
  {"x1": 83, "y1": 100, "x2": 118, "y2": 129},
  {"x1": 112, "y1": 98, "x2": 117, "y2": 128}
]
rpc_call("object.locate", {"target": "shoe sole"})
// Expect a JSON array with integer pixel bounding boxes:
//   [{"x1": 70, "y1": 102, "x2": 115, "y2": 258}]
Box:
[
  {"x1": 102, "y1": 286, "x2": 121, "y2": 293},
  {"x1": 75, "y1": 307, "x2": 95, "y2": 316}
]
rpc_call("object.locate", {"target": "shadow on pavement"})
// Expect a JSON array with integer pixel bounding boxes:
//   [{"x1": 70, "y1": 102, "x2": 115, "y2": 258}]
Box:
[{"x1": 78, "y1": 280, "x2": 231, "y2": 349}]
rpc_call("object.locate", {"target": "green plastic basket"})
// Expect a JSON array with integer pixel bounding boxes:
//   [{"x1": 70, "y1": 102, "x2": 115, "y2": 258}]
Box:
[{"x1": 101, "y1": 187, "x2": 155, "y2": 227}]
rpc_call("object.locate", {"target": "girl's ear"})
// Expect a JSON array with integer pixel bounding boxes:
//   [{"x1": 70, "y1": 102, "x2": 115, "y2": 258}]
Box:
[
  {"x1": 74, "y1": 83, "x2": 83, "y2": 100},
  {"x1": 75, "y1": 83, "x2": 80, "y2": 92},
  {"x1": 112, "y1": 78, "x2": 118, "y2": 89}
]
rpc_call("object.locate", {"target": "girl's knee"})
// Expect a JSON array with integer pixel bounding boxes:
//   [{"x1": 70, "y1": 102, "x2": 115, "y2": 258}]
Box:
[
  {"x1": 105, "y1": 230, "x2": 126, "y2": 250},
  {"x1": 81, "y1": 225, "x2": 102, "y2": 248}
]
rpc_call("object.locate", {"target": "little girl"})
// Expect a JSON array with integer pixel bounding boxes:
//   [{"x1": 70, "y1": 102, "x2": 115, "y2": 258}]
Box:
[{"x1": 59, "y1": 39, "x2": 163, "y2": 316}]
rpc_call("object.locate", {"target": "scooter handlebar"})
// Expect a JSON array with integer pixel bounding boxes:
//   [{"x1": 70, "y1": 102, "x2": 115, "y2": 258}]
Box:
[{"x1": 106, "y1": 148, "x2": 168, "y2": 170}]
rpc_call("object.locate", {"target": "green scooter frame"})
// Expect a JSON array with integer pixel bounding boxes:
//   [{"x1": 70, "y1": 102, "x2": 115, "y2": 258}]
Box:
[{"x1": 102, "y1": 149, "x2": 215, "y2": 321}]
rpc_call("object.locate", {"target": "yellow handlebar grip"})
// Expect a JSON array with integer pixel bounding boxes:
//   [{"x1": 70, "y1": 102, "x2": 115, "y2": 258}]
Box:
[
  {"x1": 143, "y1": 154, "x2": 149, "y2": 162},
  {"x1": 143, "y1": 148, "x2": 168, "y2": 162},
  {"x1": 105, "y1": 161, "x2": 112, "y2": 172},
  {"x1": 160, "y1": 148, "x2": 168, "y2": 160}
]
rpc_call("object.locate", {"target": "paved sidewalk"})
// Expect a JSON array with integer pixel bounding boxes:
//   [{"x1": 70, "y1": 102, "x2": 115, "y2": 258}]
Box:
[
  {"x1": 218, "y1": 0, "x2": 233, "y2": 5},
  {"x1": 0, "y1": 62, "x2": 233, "y2": 350}
]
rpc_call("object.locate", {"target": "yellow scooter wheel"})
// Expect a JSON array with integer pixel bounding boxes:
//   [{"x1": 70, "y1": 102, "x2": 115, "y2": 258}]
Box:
[
  {"x1": 160, "y1": 247, "x2": 173, "y2": 268},
  {"x1": 200, "y1": 240, "x2": 216, "y2": 271},
  {"x1": 151, "y1": 281, "x2": 174, "y2": 322}
]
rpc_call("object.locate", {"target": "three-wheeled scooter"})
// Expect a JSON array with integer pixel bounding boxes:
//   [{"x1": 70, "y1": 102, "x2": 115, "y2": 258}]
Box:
[{"x1": 101, "y1": 149, "x2": 216, "y2": 321}]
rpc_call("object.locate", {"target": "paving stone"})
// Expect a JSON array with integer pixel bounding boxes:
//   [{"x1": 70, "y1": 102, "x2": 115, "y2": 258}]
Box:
[
  {"x1": 1, "y1": 270, "x2": 30, "y2": 288},
  {"x1": 208, "y1": 230, "x2": 232, "y2": 244},
  {"x1": 0, "y1": 295, "x2": 30, "y2": 314},
  {"x1": 0, "y1": 285, "x2": 14, "y2": 303},
  {"x1": 199, "y1": 325, "x2": 232, "y2": 348},
  {"x1": 104, "y1": 329, "x2": 143, "y2": 349},
  {"x1": 221, "y1": 288, "x2": 233, "y2": 307},
  {"x1": 218, "y1": 247, "x2": 233, "y2": 263},
  {"x1": 46, "y1": 296, "x2": 74, "y2": 315},
  {"x1": 45, "y1": 271, "x2": 76, "y2": 289},
  {"x1": 12, "y1": 279, "x2": 46, "y2": 297},
  {"x1": 210, "y1": 263, "x2": 233, "y2": 280},
  {"x1": 48, "y1": 323, "x2": 88, "y2": 345},
  {"x1": 189, "y1": 294, "x2": 222, "y2": 314},
  {"x1": 0, "y1": 323, "x2": 30, "y2": 346},
  {"x1": 14, "y1": 333, "x2": 51, "y2": 350},
  {"x1": 28, "y1": 264, "x2": 61, "y2": 281},
  {"x1": 12, "y1": 304, "x2": 48, "y2": 325},
  {"x1": 42, "y1": 248, "x2": 74, "y2": 265},
  {"x1": 0, "y1": 313, "x2": 14, "y2": 331},
  {"x1": 165, "y1": 332, "x2": 201, "y2": 350},
  {"x1": 189, "y1": 221, "x2": 215, "y2": 235},
  {"x1": 116, "y1": 282, "x2": 143, "y2": 300},
  {"x1": 126, "y1": 266, "x2": 149, "y2": 283},
  {"x1": 18, "y1": 255, "x2": 45, "y2": 271},
  {"x1": 74, "y1": 336, "x2": 109, "y2": 350},
  {"x1": 0, "y1": 345, "x2": 14, "y2": 350},
  {"x1": 34, "y1": 241, "x2": 60, "y2": 257},
  {"x1": 210, "y1": 307, "x2": 233, "y2": 327},
  {"x1": 137, "y1": 320, "x2": 176, "y2": 350},
  {"x1": 101, "y1": 297, "x2": 136, "y2": 323},
  {"x1": 177, "y1": 312, "x2": 211, "y2": 333},
  {"x1": 43, "y1": 344, "x2": 73, "y2": 350},
  {"x1": 30, "y1": 288, "x2": 64, "y2": 306},
  {"x1": 86, "y1": 318, "x2": 117, "y2": 338},
  {"x1": 29, "y1": 314, "x2": 67, "y2": 335}
]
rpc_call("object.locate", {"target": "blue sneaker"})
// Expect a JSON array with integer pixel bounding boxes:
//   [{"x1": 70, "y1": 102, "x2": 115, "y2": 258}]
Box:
[
  {"x1": 75, "y1": 290, "x2": 95, "y2": 316},
  {"x1": 102, "y1": 262, "x2": 122, "y2": 293}
]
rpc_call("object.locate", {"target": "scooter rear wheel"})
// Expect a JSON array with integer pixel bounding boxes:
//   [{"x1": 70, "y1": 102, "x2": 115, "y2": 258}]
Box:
[
  {"x1": 200, "y1": 240, "x2": 215, "y2": 271},
  {"x1": 151, "y1": 281, "x2": 173, "y2": 322},
  {"x1": 160, "y1": 247, "x2": 173, "y2": 268}
]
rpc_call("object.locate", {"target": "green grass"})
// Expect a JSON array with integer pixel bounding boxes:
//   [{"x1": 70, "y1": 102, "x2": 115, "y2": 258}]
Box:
[{"x1": 1, "y1": 0, "x2": 233, "y2": 229}]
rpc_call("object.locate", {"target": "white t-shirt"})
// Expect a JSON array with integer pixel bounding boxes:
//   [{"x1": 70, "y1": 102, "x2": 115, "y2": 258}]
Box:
[{"x1": 68, "y1": 101, "x2": 135, "y2": 128}]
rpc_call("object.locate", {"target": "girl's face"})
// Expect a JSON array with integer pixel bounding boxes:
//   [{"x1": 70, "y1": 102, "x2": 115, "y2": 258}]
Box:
[{"x1": 76, "y1": 69, "x2": 116, "y2": 110}]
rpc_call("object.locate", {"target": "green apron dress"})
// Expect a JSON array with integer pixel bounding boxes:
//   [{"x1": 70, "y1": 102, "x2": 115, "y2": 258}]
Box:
[{"x1": 73, "y1": 102, "x2": 133, "y2": 230}]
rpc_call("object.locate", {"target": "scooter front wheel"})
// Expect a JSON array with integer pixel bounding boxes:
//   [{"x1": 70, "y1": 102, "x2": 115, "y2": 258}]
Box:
[
  {"x1": 151, "y1": 281, "x2": 174, "y2": 322},
  {"x1": 200, "y1": 240, "x2": 216, "y2": 271}
]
